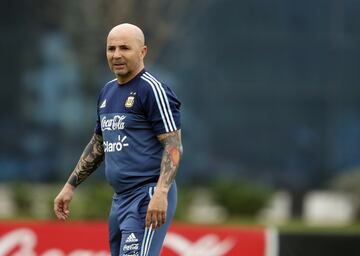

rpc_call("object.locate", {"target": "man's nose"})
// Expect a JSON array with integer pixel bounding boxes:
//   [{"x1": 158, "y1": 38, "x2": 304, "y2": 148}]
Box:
[{"x1": 113, "y1": 48, "x2": 122, "y2": 58}]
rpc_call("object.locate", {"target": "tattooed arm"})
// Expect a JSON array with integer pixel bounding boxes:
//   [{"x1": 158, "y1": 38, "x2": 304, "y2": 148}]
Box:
[
  {"x1": 146, "y1": 129, "x2": 183, "y2": 228},
  {"x1": 156, "y1": 130, "x2": 183, "y2": 192},
  {"x1": 54, "y1": 133, "x2": 104, "y2": 220},
  {"x1": 67, "y1": 133, "x2": 104, "y2": 187}
]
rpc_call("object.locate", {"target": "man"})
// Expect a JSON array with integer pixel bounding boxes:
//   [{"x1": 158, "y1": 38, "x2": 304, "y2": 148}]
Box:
[{"x1": 54, "y1": 23, "x2": 182, "y2": 256}]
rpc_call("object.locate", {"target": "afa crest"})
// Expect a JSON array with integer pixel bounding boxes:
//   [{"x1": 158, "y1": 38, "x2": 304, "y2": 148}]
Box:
[{"x1": 125, "y1": 95, "x2": 135, "y2": 108}]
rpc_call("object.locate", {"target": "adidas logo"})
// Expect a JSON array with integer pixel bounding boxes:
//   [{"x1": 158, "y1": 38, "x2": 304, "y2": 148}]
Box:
[
  {"x1": 100, "y1": 99, "x2": 107, "y2": 108},
  {"x1": 125, "y1": 233, "x2": 138, "y2": 243}
]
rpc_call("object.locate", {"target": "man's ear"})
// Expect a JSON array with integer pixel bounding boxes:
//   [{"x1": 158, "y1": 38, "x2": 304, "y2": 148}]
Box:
[{"x1": 141, "y1": 46, "x2": 148, "y2": 58}]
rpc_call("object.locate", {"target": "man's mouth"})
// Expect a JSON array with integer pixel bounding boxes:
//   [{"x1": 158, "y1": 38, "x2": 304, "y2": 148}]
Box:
[{"x1": 113, "y1": 63, "x2": 126, "y2": 71}]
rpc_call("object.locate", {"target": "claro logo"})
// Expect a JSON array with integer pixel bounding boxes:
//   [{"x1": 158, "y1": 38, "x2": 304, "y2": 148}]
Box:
[
  {"x1": 0, "y1": 229, "x2": 235, "y2": 256},
  {"x1": 0, "y1": 229, "x2": 109, "y2": 256}
]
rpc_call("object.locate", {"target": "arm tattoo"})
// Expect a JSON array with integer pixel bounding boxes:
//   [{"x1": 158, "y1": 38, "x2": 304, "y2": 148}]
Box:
[
  {"x1": 67, "y1": 134, "x2": 104, "y2": 187},
  {"x1": 157, "y1": 130, "x2": 183, "y2": 190}
]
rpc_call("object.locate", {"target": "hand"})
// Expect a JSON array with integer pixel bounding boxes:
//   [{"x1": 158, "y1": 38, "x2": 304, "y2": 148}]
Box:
[
  {"x1": 145, "y1": 189, "x2": 168, "y2": 229},
  {"x1": 54, "y1": 183, "x2": 75, "y2": 220}
]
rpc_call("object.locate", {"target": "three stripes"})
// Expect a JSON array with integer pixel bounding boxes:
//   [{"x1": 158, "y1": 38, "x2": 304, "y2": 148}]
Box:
[
  {"x1": 141, "y1": 72, "x2": 177, "y2": 133},
  {"x1": 140, "y1": 226, "x2": 155, "y2": 256},
  {"x1": 140, "y1": 186, "x2": 156, "y2": 256}
]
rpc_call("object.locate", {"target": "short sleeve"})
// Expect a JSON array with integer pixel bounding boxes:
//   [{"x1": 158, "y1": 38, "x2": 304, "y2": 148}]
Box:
[{"x1": 141, "y1": 81, "x2": 181, "y2": 135}]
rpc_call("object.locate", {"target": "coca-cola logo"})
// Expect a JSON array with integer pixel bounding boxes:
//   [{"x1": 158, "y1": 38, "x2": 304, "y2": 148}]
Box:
[
  {"x1": 101, "y1": 115, "x2": 126, "y2": 131},
  {"x1": 0, "y1": 229, "x2": 110, "y2": 256},
  {"x1": 0, "y1": 228, "x2": 235, "y2": 256}
]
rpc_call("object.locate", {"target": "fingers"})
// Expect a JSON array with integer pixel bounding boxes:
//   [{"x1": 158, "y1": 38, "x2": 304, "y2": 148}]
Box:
[
  {"x1": 63, "y1": 200, "x2": 70, "y2": 215},
  {"x1": 145, "y1": 209, "x2": 167, "y2": 229},
  {"x1": 54, "y1": 201, "x2": 64, "y2": 220},
  {"x1": 145, "y1": 211, "x2": 151, "y2": 228},
  {"x1": 54, "y1": 198, "x2": 70, "y2": 221},
  {"x1": 151, "y1": 210, "x2": 157, "y2": 229},
  {"x1": 53, "y1": 188, "x2": 74, "y2": 221},
  {"x1": 161, "y1": 211, "x2": 166, "y2": 226}
]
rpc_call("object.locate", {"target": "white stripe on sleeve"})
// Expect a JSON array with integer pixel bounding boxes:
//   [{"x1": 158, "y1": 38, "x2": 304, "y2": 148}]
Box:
[
  {"x1": 141, "y1": 76, "x2": 170, "y2": 132},
  {"x1": 142, "y1": 73, "x2": 175, "y2": 131},
  {"x1": 144, "y1": 72, "x2": 177, "y2": 130}
]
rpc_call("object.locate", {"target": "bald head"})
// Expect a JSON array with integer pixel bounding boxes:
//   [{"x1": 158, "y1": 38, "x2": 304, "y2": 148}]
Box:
[
  {"x1": 107, "y1": 23, "x2": 145, "y2": 47},
  {"x1": 106, "y1": 23, "x2": 147, "y2": 84}
]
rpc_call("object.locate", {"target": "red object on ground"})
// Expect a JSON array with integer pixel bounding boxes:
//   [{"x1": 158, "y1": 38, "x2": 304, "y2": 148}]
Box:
[
  {"x1": 164, "y1": 223, "x2": 265, "y2": 256},
  {"x1": 0, "y1": 221, "x2": 267, "y2": 256}
]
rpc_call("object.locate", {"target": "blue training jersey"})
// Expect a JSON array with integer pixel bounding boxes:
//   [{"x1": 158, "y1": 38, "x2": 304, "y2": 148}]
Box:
[{"x1": 94, "y1": 69, "x2": 181, "y2": 194}]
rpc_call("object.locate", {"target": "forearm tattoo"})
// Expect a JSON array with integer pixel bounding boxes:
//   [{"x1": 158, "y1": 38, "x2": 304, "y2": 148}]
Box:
[
  {"x1": 157, "y1": 130, "x2": 183, "y2": 189},
  {"x1": 67, "y1": 134, "x2": 104, "y2": 187}
]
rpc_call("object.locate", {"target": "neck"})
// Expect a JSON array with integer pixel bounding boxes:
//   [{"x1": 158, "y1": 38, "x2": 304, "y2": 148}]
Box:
[{"x1": 117, "y1": 64, "x2": 144, "y2": 84}]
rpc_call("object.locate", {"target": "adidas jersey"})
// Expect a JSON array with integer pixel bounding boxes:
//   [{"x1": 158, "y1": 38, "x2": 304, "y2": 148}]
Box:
[{"x1": 94, "y1": 69, "x2": 181, "y2": 194}]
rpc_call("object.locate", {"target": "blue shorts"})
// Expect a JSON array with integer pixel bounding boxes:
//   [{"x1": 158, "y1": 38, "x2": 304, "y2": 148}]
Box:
[{"x1": 108, "y1": 182, "x2": 177, "y2": 256}]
